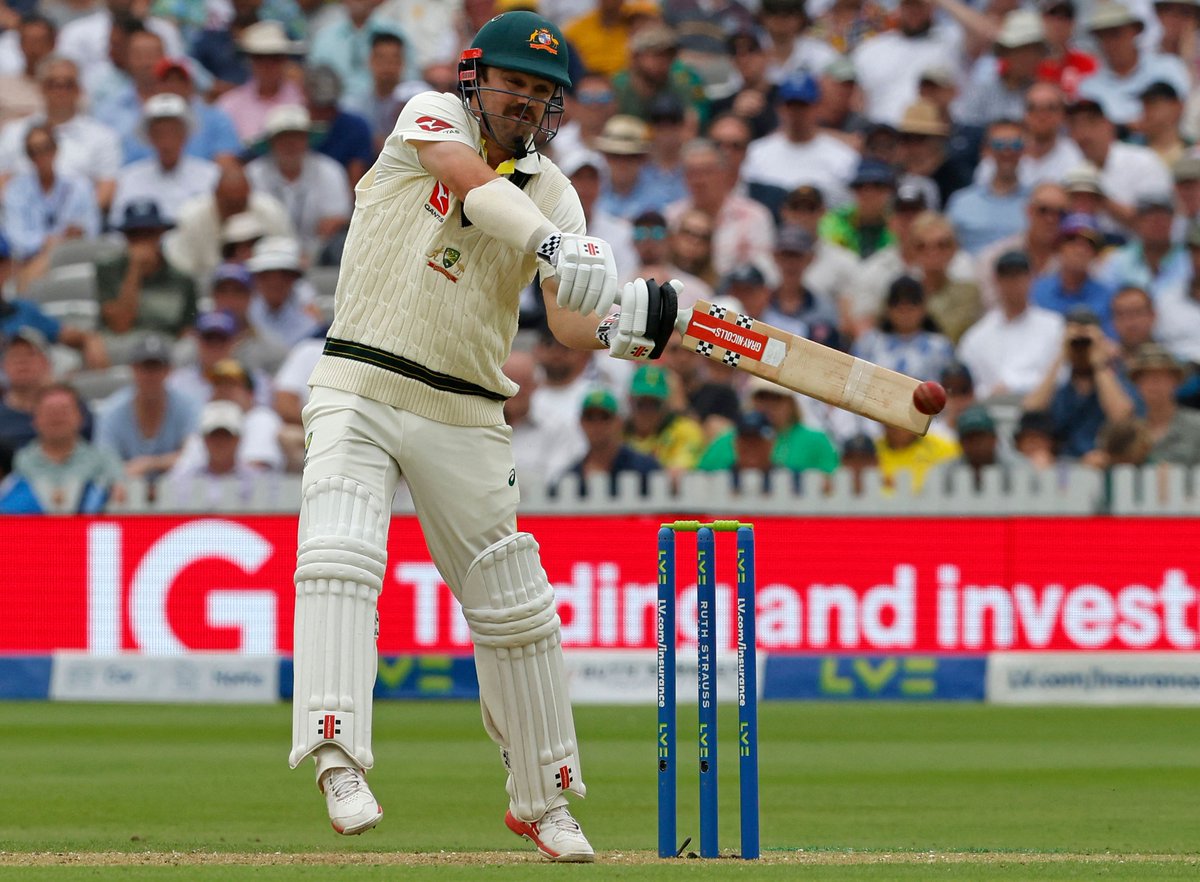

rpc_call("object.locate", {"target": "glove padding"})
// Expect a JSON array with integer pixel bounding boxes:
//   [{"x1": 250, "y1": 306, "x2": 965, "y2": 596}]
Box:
[
  {"x1": 543, "y1": 233, "x2": 620, "y2": 318},
  {"x1": 598, "y1": 278, "x2": 681, "y2": 361}
]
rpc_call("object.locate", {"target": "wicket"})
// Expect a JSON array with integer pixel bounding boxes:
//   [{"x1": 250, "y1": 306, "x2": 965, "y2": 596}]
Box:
[{"x1": 657, "y1": 520, "x2": 760, "y2": 859}]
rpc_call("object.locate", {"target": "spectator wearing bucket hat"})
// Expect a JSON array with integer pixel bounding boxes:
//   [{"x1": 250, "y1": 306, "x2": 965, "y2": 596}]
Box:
[
  {"x1": 216, "y1": 21, "x2": 307, "y2": 144},
  {"x1": 741, "y1": 70, "x2": 859, "y2": 205},
  {"x1": 246, "y1": 235, "x2": 321, "y2": 347},
  {"x1": 110, "y1": 93, "x2": 221, "y2": 228},
  {"x1": 850, "y1": 0, "x2": 961, "y2": 126},
  {"x1": 1065, "y1": 96, "x2": 1172, "y2": 229},
  {"x1": 893, "y1": 99, "x2": 974, "y2": 208},
  {"x1": 595, "y1": 115, "x2": 658, "y2": 221},
  {"x1": 97, "y1": 199, "x2": 198, "y2": 359},
  {"x1": 1077, "y1": 0, "x2": 1189, "y2": 127},
  {"x1": 1128, "y1": 342, "x2": 1200, "y2": 463},
  {"x1": 244, "y1": 104, "x2": 352, "y2": 259},
  {"x1": 956, "y1": 11, "x2": 1050, "y2": 128}
]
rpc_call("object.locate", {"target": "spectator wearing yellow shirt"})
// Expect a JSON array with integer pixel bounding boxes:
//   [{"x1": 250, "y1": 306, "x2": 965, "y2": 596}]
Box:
[
  {"x1": 875, "y1": 423, "x2": 961, "y2": 492},
  {"x1": 625, "y1": 364, "x2": 706, "y2": 472},
  {"x1": 564, "y1": 0, "x2": 659, "y2": 79}
]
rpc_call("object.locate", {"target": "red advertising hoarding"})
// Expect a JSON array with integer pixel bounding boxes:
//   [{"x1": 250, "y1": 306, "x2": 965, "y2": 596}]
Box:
[{"x1": 2, "y1": 515, "x2": 1198, "y2": 655}]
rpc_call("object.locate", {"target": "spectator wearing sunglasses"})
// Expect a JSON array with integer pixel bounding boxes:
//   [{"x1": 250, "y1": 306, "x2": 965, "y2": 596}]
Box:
[
  {"x1": 628, "y1": 209, "x2": 714, "y2": 305},
  {"x1": 973, "y1": 82, "x2": 1084, "y2": 192},
  {"x1": 946, "y1": 119, "x2": 1033, "y2": 254},
  {"x1": 976, "y1": 181, "x2": 1068, "y2": 309}
]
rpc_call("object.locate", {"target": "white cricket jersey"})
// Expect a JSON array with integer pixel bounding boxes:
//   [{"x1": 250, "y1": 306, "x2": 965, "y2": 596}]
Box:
[{"x1": 307, "y1": 91, "x2": 587, "y2": 427}]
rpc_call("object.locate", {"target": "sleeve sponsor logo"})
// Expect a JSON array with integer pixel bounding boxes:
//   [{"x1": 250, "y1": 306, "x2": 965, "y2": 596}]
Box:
[{"x1": 415, "y1": 115, "x2": 456, "y2": 133}]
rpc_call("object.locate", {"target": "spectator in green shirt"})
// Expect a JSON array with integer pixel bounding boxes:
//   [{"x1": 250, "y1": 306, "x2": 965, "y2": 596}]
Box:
[
  {"x1": 697, "y1": 376, "x2": 840, "y2": 473},
  {"x1": 818, "y1": 158, "x2": 897, "y2": 259}
]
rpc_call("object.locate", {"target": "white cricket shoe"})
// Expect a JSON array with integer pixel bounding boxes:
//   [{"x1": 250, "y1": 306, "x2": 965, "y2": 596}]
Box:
[
  {"x1": 319, "y1": 766, "x2": 382, "y2": 835},
  {"x1": 505, "y1": 803, "x2": 595, "y2": 862}
]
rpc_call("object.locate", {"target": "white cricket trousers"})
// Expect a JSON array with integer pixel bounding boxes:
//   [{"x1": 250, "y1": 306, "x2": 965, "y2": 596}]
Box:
[{"x1": 300, "y1": 385, "x2": 521, "y2": 599}]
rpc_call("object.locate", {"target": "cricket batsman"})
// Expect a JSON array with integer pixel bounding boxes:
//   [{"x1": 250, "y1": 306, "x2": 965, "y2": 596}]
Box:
[{"x1": 288, "y1": 11, "x2": 678, "y2": 862}]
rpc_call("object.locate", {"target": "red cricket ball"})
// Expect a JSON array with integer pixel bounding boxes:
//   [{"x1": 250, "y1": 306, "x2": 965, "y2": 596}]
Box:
[{"x1": 912, "y1": 380, "x2": 947, "y2": 416}]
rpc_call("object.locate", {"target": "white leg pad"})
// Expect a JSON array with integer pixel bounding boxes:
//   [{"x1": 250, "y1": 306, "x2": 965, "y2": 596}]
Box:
[
  {"x1": 461, "y1": 532, "x2": 586, "y2": 822},
  {"x1": 290, "y1": 476, "x2": 388, "y2": 771}
]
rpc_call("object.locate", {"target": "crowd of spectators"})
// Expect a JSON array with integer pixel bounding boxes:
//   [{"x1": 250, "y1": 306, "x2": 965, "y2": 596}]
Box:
[{"x1": 2, "y1": 0, "x2": 1200, "y2": 511}]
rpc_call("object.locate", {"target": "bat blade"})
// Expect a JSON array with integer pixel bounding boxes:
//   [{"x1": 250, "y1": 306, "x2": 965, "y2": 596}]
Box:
[{"x1": 679, "y1": 299, "x2": 933, "y2": 435}]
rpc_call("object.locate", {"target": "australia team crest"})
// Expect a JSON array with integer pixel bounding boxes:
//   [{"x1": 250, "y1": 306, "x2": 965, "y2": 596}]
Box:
[{"x1": 528, "y1": 28, "x2": 559, "y2": 54}]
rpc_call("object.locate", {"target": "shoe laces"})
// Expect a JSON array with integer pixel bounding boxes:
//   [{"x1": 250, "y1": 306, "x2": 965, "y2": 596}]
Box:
[
  {"x1": 325, "y1": 768, "x2": 368, "y2": 802},
  {"x1": 540, "y1": 805, "x2": 582, "y2": 834}
]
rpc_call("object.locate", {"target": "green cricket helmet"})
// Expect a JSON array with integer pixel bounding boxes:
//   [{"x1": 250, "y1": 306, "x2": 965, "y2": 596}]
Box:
[{"x1": 458, "y1": 11, "x2": 570, "y2": 155}]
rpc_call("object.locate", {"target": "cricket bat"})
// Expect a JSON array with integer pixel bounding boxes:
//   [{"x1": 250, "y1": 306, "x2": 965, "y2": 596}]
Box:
[{"x1": 673, "y1": 297, "x2": 933, "y2": 436}]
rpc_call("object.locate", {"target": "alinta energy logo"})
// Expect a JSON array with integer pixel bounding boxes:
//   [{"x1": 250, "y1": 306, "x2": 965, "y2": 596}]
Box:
[{"x1": 528, "y1": 28, "x2": 559, "y2": 54}]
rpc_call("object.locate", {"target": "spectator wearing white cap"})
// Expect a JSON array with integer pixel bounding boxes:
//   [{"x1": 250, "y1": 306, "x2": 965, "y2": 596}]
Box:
[
  {"x1": 122, "y1": 57, "x2": 241, "y2": 166},
  {"x1": 741, "y1": 71, "x2": 858, "y2": 207},
  {"x1": 163, "y1": 399, "x2": 262, "y2": 504},
  {"x1": 109, "y1": 93, "x2": 221, "y2": 227},
  {"x1": 955, "y1": 11, "x2": 1049, "y2": 128},
  {"x1": 244, "y1": 104, "x2": 351, "y2": 259},
  {"x1": 216, "y1": 21, "x2": 307, "y2": 144},
  {"x1": 163, "y1": 163, "x2": 294, "y2": 284},
  {"x1": 851, "y1": 0, "x2": 961, "y2": 126},
  {"x1": 0, "y1": 56, "x2": 122, "y2": 213},
  {"x1": 1077, "y1": 0, "x2": 1190, "y2": 126},
  {"x1": 246, "y1": 235, "x2": 321, "y2": 347}
]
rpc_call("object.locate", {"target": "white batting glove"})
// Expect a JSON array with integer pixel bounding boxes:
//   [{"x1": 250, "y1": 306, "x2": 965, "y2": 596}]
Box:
[
  {"x1": 538, "y1": 232, "x2": 620, "y2": 317},
  {"x1": 594, "y1": 278, "x2": 660, "y2": 361}
]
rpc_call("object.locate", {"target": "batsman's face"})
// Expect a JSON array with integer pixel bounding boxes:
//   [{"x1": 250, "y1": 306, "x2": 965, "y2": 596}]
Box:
[{"x1": 478, "y1": 66, "x2": 556, "y2": 155}]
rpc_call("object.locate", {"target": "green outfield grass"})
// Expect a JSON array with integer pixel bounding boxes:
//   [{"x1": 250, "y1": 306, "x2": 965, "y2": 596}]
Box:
[{"x1": 4, "y1": 701, "x2": 1200, "y2": 880}]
